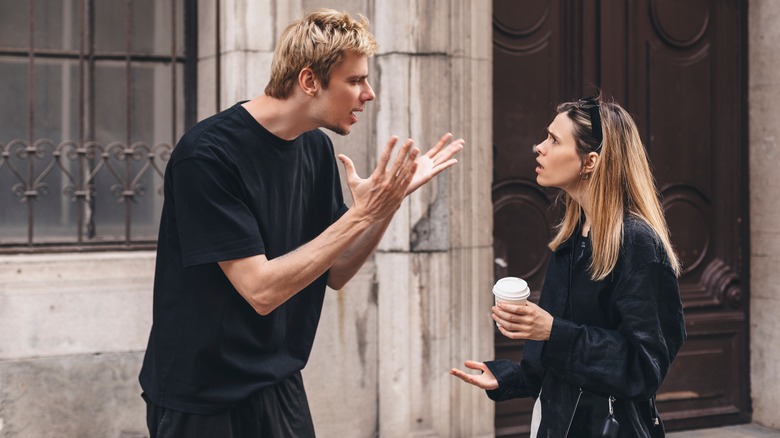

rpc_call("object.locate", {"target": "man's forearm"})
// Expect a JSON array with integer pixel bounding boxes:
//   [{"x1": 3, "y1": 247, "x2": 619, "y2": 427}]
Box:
[
  {"x1": 327, "y1": 210, "x2": 395, "y2": 289},
  {"x1": 219, "y1": 208, "x2": 374, "y2": 315}
]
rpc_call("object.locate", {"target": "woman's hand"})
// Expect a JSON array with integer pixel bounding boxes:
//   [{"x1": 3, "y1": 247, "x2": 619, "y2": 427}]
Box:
[
  {"x1": 449, "y1": 360, "x2": 499, "y2": 390},
  {"x1": 493, "y1": 301, "x2": 554, "y2": 341}
]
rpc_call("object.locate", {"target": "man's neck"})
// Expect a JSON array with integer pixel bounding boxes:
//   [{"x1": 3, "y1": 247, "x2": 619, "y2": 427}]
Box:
[{"x1": 241, "y1": 95, "x2": 315, "y2": 141}]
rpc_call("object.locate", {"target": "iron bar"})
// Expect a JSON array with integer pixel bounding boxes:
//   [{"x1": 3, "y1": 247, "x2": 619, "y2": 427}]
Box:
[
  {"x1": 124, "y1": 0, "x2": 132, "y2": 244},
  {"x1": 0, "y1": 0, "x2": 193, "y2": 251},
  {"x1": 27, "y1": 0, "x2": 35, "y2": 246}
]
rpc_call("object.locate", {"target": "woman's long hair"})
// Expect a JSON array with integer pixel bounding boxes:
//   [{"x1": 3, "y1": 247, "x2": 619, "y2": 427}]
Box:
[{"x1": 548, "y1": 96, "x2": 682, "y2": 279}]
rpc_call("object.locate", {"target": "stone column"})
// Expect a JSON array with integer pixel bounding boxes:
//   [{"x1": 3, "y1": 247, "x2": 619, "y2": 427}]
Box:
[
  {"x1": 749, "y1": 0, "x2": 780, "y2": 430},
  {"x1": 373, "y1": 0, "x2": 494, "y2": 436}
]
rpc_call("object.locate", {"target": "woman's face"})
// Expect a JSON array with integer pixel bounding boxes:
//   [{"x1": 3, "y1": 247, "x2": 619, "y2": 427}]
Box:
[{"x1": 534, "y1": 112, "x2": 584, "y2": 192}]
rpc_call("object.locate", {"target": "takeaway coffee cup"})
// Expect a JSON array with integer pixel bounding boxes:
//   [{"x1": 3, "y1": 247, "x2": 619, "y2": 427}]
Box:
[{"x1": 492, "y1": 277, "x2": 531, "y2": 320}]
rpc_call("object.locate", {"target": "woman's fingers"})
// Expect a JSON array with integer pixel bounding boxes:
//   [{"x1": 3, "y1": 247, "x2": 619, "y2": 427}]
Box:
[
  {"x1": 463, "y1": 360, "x2": 487, "y2": 372},
  {"x1": 449, "y1": 361, "x2": 498, "y2": 390}
]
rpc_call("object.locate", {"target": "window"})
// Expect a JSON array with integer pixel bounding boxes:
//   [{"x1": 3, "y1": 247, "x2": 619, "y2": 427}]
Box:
[{"x1": 0, "y1": 0, "x2": 196, "y2": 251}]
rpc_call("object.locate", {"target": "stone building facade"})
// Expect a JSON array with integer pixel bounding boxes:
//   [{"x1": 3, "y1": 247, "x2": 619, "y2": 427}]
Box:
[{"x1": 0, "y1": 0, "x2": 778, "y2": 436}]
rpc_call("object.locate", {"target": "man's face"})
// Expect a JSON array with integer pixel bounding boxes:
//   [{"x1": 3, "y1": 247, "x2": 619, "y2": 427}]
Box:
[{"x1": 314, "y1": 52, "x2": 375, "y2": 135}]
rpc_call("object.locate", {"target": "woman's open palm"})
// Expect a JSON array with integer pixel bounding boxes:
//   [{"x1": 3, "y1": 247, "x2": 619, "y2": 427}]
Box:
[{"x1": 450, "y1": 360, "x2": 499, "y2": 390}]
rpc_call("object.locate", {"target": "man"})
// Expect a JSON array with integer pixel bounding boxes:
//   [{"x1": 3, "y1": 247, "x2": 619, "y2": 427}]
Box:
[{"x1": 139, "y1": 8, "x2": 463, "y2": 437}]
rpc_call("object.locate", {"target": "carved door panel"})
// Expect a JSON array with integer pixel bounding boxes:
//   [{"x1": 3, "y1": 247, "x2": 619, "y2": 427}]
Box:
[
  {"x1": 615, "y1": 0, "x2": 750, "y2": 430},
  {"x1": 492, "y1": 0, "x2": 749, "y2": 435},
  {"x1": 492, "y1": 0, "x2": 565, "y2": 434}
]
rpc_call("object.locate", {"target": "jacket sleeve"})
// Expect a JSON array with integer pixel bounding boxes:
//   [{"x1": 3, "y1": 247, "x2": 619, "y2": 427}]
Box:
[
  {"x1": 483, "y1": 359, "x2": 529, "y2": 401},
  {"x1": 540, "y1": 261, "x2": 686, "y2": 401}
]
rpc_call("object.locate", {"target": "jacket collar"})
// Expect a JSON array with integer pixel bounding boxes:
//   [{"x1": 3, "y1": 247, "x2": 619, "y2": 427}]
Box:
[{"x1": 553, "y1": 216, "x2": 585, "y2": 254}]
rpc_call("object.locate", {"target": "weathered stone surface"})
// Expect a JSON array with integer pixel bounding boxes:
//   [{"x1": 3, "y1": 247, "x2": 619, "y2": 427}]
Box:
[
  {"x1": 304, "y1": 262, "x2": 378, "y2": 437},
  {"x1": 196, "y1": 56, "x2": 217, "y2": 119},
  {"x1": 376, "y1": 247, "x2": 494, "y2": 438},
  {"x1": 197, "y1": 0, "x2": 217, "y2": 58},
  {"x1": 219, "y1": 0, "x2": 274, "y2": 52},
  {"x1": 750, "y1": 296, "x2": 780, "y2": 429},
  {"x1": 0, "y1": 2, "x2": 496, "y2": 438},
  {"x1": 0, "y1": 253, "x2": 154, "y2": 360},
  {"x1": 374, "y1": 0, "x2": 452, "y2": 55},
  {"x1": 749, "y1": 0, "x2": 780, "y2": 87},
  {"x1": 0, "y1": 352, "x2": 146, "y2": 438},
  {"x1": 749, "y1": 0, "x2": 780, "y2": 430}
]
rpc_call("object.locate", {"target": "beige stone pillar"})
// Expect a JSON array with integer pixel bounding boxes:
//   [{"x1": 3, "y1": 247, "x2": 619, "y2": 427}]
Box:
[
  {"x1": 373, "y1": 0, "x2": 494, "y2": 436},
  {"x1": 749, "y1": 0, "x2": 780, "y2": 431}
]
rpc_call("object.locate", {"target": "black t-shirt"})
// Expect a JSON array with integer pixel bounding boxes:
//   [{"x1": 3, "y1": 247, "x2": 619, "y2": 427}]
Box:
[{"x1": 139, "y1": 102, "x2": 348, "y2": 414}]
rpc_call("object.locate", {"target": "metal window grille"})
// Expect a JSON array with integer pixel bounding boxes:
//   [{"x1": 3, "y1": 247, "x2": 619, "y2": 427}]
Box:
[{"x1": 0, "y1": 0, "x2": 197, "y2": 253}]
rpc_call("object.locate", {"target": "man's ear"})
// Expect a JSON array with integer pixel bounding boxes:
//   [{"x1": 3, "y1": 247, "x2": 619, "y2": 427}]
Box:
[{"x1": 298, "y1": 68, "x2": 319, "y2": 96}]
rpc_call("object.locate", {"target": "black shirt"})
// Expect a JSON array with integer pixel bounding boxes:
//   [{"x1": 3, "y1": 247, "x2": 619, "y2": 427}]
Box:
[{"x1": 139, "y1": 102, "x2": 348, "y2": 414}]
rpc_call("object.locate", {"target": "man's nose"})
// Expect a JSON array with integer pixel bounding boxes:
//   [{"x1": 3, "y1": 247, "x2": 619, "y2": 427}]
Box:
[{"x1": 362, "y1": 82, "x2": 375, "y2": 101}]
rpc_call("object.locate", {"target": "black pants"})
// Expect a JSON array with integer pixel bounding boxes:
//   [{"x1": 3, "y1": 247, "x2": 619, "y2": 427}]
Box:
[{"x1": 144, "y1": 372, "x2": 316, "y2": 438}]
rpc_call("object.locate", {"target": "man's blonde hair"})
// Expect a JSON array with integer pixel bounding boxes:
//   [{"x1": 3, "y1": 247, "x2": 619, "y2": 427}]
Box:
[
  {"x1": 264, "y1": 9, "x2": 378, "y2": 99},
  {"x1": 549, "y1": 96, "x2": 682, "y2": 280}
]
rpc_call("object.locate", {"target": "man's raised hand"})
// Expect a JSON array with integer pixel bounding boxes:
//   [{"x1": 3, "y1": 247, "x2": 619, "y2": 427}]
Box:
[
  {"x1": 337, "y1": 136, "x2": 419, "y2": 222},
  {"x1": 407, "y1": 133, "x2": 464, "y2": 195}
]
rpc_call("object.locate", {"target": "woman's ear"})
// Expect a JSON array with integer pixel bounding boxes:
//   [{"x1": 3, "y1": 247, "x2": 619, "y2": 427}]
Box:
[
  {"x1": 298, "y1": 68, "x2": 319, "y2": 96},
  {"x1": 582, "y1": 151, "x2": 600, "y2": 176}
]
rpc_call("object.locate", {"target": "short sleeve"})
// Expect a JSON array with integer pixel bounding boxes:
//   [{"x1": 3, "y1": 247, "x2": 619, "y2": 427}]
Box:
[{"x1": 171, "y1": 157, "x2": 265, "y2": 267}]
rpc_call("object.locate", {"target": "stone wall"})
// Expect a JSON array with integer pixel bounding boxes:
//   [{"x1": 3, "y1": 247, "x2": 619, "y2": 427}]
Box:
[
  {"x1": 749, "y1": 0, "x2": 780, "y2": 430},
  {"x1": 0, "y1": 253, "x2": 154, "y2": 437},
  {"x1": 0, "y1": 1, "x2": 494, "y2": 437}
]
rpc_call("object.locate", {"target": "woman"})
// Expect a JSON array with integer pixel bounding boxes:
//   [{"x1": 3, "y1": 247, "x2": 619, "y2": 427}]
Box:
[{"x1": 451, "y1": 96, "x2": 686, "y2": 437}]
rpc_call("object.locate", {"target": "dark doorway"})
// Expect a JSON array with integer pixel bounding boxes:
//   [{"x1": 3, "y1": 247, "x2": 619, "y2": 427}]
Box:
[{"x1": 492, "y1": 0, "x2": 749, "y2": 435}]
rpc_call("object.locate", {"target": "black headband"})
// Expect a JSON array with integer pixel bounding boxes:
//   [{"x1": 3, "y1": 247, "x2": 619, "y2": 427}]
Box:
[{"x1": 576, "y1": 97, "x2": 603, "y2": 150}]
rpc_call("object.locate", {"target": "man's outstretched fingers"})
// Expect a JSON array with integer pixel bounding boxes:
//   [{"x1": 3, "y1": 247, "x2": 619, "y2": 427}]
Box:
[
  {"x1": 388, "y1": 138, "x2": 414, "y2": 179},
  {"x1": 426, "y1": 132, "x2": 453, "y2": 158},
  {"x1": 375, "y1": 136, "x2": 399, "y2": 177},
  {"x1": 337, "y1": 154, "x2": 357, "y2": 183}
]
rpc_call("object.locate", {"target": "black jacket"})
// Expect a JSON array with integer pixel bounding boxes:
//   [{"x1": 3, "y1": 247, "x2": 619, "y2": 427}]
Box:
[{"x1": 485, "y1": 216, "x2": 686, "y2": 437}]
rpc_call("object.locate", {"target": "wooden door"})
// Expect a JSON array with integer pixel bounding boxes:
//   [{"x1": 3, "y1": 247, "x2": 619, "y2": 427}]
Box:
[{"x1": 492, "y1": 0, "x2": 749, "y2": 435}]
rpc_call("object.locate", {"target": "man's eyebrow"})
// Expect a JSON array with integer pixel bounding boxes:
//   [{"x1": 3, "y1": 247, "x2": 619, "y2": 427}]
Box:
[{"x1": 347, "y1": 74, "x2": 368, "y2": 81}]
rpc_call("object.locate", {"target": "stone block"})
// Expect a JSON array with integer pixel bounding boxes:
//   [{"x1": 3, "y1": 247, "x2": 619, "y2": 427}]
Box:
[
  {"x1": 448, "y1": 246, "x2": 495, "y2": 437},
  {"x1": 245, "y1": 51, "x2": 274, "y2": 99},
  {"x1": 750, "y1": 295, "x2": 780, "y2": 429},
  {"x1": 376, "y1": 252, "x2": 454, "y2": 437},
  {"x1": 374, "y1": 248, "x2": 493, "y2": 437},
  {"x1": 0, "y1": 253, "x2": 154, "y2": 360},
  {"x1": 219, "y1": 51, "x2": 275, "y2": 110},
  {"x1": 749, "y1": 0, "x2": 780, "y2": 87},
  {"x1": 374, "y1": 0, "x2": 451, "y2": 54},
  {"x1": 448, "y1": 57, "x2": 494, "y2": 250},
  {"x1": 304, "y1": 261, "x2": 378, "y2": 437},
  {"x1": 197, "y1": 0, "x2": 217, "y2": 58},
  {"x1": 197, "y1": 56, "x2": 217, "y2": 120},
  {"x1": 220, "y1": 0, "x2": 274, "y2": 52},
  {"x1": 0, "y1": 352, "x2": 146, "y2": 438}
]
